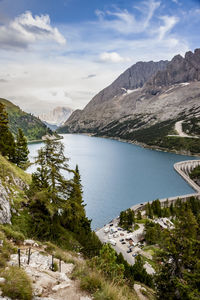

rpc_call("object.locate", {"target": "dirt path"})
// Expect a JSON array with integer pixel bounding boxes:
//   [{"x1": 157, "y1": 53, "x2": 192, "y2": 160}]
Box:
[
  {"x1": 8, "y1": 246, "x2": 91, "y2": 300},
  {"x1": 168, "y1": 120, "x2": 199, "y2": 139}
]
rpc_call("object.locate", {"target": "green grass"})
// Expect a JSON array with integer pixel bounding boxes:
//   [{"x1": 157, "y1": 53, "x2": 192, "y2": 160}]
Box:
[
  {"x1": 0, "y1": 266, "x2": 33, "y2": 300},
  {"x1": 142, "y1": 245, "x2": 160, "y2": 255},
  {"x1": 0, "y1": 230, "x2": 17, "y2": 269},
  {"x1": 0, "y1": 154, "x2": 31, "y2": 185},
  {"x1": 72, "y1": 261, "x2": 138, "y2": 300},
  {"x1": 135, "y1": 218, "x2": 146, "y2": 224},
  {"x1": 0, "y1": 225, "x2": 25, "y2": 245}
]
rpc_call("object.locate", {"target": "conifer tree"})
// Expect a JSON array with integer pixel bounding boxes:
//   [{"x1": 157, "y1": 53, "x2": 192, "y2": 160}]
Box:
[
  {"x1": 15, "y1": 128, "x2": 29, "y2": 169},
  {"x1": 0, "y1": 102, "x2": 16, "y2": 161},
  {"x1": 62, "y1": 164, "x2": 91, "y2": 234},
  {"x1": 155, "y1": 208, "x2": 200, "y2": 299},
  {"x1": 30, "y1": 138, "x2": 72, "y2": 217}
]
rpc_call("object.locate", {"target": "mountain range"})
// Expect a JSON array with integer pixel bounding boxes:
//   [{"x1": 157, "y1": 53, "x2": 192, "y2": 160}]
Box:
[
  {"x1": 58, "y1": 48, "x2": 200, "y2": 154},
  {"x1": 39, "y1": 106, "x2": 73, "y2": 126}
]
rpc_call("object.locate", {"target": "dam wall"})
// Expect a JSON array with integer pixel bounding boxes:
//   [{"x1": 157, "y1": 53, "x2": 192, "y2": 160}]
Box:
[{"x1": 131, "y1": 160, "x2": 200, "y2": 212}]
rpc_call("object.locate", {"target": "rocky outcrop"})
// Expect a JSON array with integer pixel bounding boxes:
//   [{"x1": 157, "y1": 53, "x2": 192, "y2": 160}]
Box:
[
  {"x1": 146, "y1": 48, "x2": 200, "y2": 94},
  {"x1": 0, "y1": 179, "x2": 11, "y2": 224},
  {"x1": 0, "y1": 174, "x2": 29, "y2": 225}
]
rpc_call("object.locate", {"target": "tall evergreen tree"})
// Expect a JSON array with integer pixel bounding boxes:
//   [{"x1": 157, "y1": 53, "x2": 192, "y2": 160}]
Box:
[
  {"x1": 0, "y1": 102, "x2": 15, "y2": 161},
  {"x1": 62, "y1": 164, "x2": 91, "y2": 234},
  {"x1": 30, "y1": 138, "x2": 72, "y2": 217},
  {"x1": 15, "y1": 128, "x2": 29, "y2": 169},
  {"x1": 155, "y1": 208, "x2": 200, "y2": 299}
]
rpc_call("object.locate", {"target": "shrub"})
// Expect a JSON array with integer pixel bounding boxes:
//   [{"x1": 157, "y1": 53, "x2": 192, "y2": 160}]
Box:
[
  {"x1": 0, "y1": 266, "x2": 32, "y2": 300},
  {"x1": 52, "y1": 261, "x2": 58, "y2": 272},
  {"x1": 0, "y1": 225, "x2": 25, "y2": 244},
  {"x1": 80, "y1": 272, "x2": 102, "y2": 293},
  {"x1": 71, "y1": 262, "x2": 87, "y2": 280}
]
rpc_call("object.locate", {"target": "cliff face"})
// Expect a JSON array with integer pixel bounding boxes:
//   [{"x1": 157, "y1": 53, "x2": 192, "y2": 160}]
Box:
[
  {"x1": 58, "y1": 49, "x2": 200, "y2": 141},
  {"x1": 0, "y1": 155, "x2": 30, "y2": 224},
  {"x1": 0, "y1": 179, "x2": 12, "y2": 224},
  {"x1": 84, "y1": 60, "x2": 168, "y2": 107},
  {"x1": 145, "y1": 49, "x2": 200, "y2": 94}
]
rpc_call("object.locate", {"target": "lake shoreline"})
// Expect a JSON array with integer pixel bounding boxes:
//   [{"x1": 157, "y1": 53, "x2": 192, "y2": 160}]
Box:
[
  {"x1": 28, "y1": 135, "x2": 63, "y2": 144},
  {"x1": 77, "y1": 133, "x2": 200, "y2": 157}
]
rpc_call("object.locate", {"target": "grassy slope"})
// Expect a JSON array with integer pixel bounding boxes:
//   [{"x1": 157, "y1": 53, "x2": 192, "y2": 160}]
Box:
[
  {"x1": 0, "y1": 98, "x2": 52, "y2": 141},
  {"x1": 0, "y1": 154, "x2": 31, "y2": 185}
]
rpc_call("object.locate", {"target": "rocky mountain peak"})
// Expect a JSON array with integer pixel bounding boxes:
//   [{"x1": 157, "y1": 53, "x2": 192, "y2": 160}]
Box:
[
  {"x1": 146, "y1": 48, "x2": 200, "y2": 94},
  {"x1": 39, "y1": 106, "x2": 73, "y2": 126},
  {"x1": 83, "y1": 60, "x2": 168, "y2": 111}
]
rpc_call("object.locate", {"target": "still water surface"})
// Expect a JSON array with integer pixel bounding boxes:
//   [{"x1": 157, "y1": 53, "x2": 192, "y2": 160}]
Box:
[{"x1": 28, "y1": 134, "x2": 198, "y2": 229}]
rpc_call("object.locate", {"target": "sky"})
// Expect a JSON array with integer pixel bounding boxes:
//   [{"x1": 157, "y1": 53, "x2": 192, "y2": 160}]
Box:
[{"x1": 0, "y1": 0, "x2": 199, "y2": 115}]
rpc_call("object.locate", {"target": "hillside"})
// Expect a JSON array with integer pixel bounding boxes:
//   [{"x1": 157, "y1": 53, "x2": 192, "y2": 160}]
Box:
[
  {"x1": 59, "y1": 49, "x2": 200, "y2": 154},
  {"x1": 0, "y1": 98, "x2": 53, "y2": 141},
  {"x1": 0, "y1": 151, "x2": 154, "y2": 300}
]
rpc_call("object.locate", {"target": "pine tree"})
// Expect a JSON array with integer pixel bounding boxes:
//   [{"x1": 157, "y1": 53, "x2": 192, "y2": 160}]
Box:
[
  {"x1": 15, "y1": 128, "x2": 29, "y2": 169},
  {"x1": 62, "y1": 164, "x2": 91, "y2": 234},
  {"x1": 0, "y1": 102, "x2": 16, "y2": 161},
  {"x1": 155, "y1": 209, "x2": 200, "y2": 299},
  {"x1": 30, "y1": 138, "x2": 72, "y2": 217}
]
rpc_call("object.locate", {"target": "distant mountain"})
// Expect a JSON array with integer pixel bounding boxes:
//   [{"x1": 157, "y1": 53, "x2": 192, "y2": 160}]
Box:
[
  {"x1": 43, "y1": 121, "x2": 58, "y2": 131},
  {"x1": 0, "y1": 98, "x2": 53, "y2": 141},
  {"x1": 58, "y1": 49, "x2": 200, "y2": 154},
  {"x1": 39, "y1": 106, "x2": 73, "y2": 126}
]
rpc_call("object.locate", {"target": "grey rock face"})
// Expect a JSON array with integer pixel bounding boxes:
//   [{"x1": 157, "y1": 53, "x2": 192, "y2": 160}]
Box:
[
  {"x1": 0, "y1": 179, "x2": 11, "y2": 224},
  {"x1": 146, "y1": 49, "x2": 200, "y2": 94},
  {"x1": 84, "y1": 60, "x2": 168, "y2": 108},
  {"x1": 60, "y1": 49, "x2": 200, "y2": 136},
  {"x1": 0, "y1": 175, "x2": 28, "y2": 224},
  {"x1": 60, "y1": 60, "x2": 168, "y2": 132}
]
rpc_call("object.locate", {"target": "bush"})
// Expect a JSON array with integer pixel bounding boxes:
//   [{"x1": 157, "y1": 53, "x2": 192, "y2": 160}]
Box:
[
  {"x1": 0, "y1": 266, "x2": 32, "y2": 300},
  {"x1": 52, "y1": 261, "x2": 58, "y2": 272},
  {"x1": 80, "y1": 272, "x2": 102, "y2": 293}
]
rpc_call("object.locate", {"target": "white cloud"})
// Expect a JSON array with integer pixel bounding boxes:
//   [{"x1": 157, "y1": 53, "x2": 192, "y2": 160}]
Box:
[
  {"x1": 158, "y1": 15, "x2": 179, "y2": 40},
  {"x1": 96, "y1": 0, "x2": 160, "y2": 34},
  {"x1": 0, "y1": 2, "x2": 193, "y2": 114},
  {"x1": 99, "y1": 52, "x2": 129, "y2": 63},
  {"x1": 0, "y1": 11, "x2": 66, "y2": 49}
]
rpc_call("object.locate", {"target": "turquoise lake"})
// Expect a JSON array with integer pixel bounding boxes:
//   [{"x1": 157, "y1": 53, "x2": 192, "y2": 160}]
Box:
[{"x1": 28, "y1": 134, "x2": 198, "y2": 229}]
